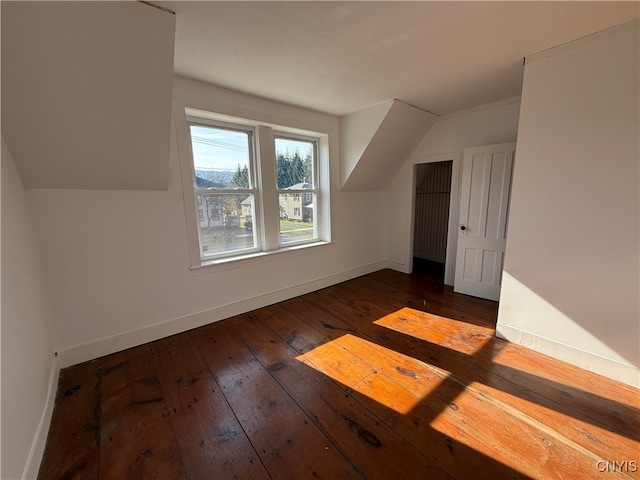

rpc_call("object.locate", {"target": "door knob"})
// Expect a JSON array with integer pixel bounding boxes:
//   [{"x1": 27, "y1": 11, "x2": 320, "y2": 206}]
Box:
[{"x1": 460, "y1": 225, "x2": 466, "y2": 231}]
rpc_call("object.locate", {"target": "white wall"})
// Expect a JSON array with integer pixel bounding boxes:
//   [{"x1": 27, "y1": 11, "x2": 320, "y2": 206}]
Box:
[
  {"x1": 27, "y1": 79, "x2": 388, "y2": 366},
  {"x1": 386, "y1": 97, "x2": 521, "y2": 281},
  {"x1": 1, "y1": 137, "x2": 57, "y2": 479},
  {"x1": 497, "y1": 22, "x2": 640, "y2": 387},
  {"x1": 341, "y1": 101, "x2": 438, "y2": 191},
  {"x1": 341, "y1": 101, "x2": 393, "y2": 187},
  {"x1": 1, "y1": 1, "x2": 175, "y2": 190}
]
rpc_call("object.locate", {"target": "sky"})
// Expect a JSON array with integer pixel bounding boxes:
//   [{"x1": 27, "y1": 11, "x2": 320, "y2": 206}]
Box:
[{"x1": 190, "y1": 125, "x2": 312, "y2": 172}]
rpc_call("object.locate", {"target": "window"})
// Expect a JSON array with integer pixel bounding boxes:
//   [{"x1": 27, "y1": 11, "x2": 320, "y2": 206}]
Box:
[
  {"x1": 183, "y1": 115, "x2": 329, "y2": 265},
  {"x1": 188, "y1": 122, "x2": 257, "y2": 259},
  {"x1": 275, "y1": 136, "x2": 318, "y2": 245}
]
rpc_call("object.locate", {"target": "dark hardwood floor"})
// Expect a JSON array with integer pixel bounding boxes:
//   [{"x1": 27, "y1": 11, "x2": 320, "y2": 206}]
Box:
[{"x1": 38, "y1": 269, "x2": 640, "y2": 479}]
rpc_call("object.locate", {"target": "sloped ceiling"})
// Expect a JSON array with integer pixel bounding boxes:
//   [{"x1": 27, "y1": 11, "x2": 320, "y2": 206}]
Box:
[
  {"x1": 160, "y1": 1, "x2": 637, "y2": 192},
  {"x1": 162, "y1": 1, "x2": 639, "y2": 116},
  {"x1": 1, "y1": 2, "x2": 175, "y2": 190},
  {"x1": 341, "y1": 101, "x2": 437, "y2": 191},
  {"x1": 2, "y1": 2, "x2": 638, "y2": 191}
]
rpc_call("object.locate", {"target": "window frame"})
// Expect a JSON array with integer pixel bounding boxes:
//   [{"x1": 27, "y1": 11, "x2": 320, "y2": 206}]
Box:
[
  {"x1": 274, "y1": 132, "x2": 320, "y2": 247},
  {"x1": 187, "y1": 119, "x2": 262, "y2": 262},
  {"x1": 175, "y1": 103, "x2": 332, "y2": 271}
]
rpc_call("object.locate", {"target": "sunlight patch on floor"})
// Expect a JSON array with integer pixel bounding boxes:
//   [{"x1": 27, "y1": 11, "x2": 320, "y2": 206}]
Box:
[
  {"x1": 292, "y1": 304, "x2": 637, "y2": 480},
  {"x1": 297, "y1": 333, "x2": 447, "y2": 414},
  {"x1": 373, "y1": 307, "x2": 491, "y2": 356}
]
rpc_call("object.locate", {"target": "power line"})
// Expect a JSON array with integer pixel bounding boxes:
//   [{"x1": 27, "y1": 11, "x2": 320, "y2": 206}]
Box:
[{"x1": 191, "y1": 135, "x2": 248, "y2": 153}]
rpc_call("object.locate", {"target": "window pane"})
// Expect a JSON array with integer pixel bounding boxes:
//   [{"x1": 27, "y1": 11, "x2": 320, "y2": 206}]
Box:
[
  {"x1": 196, "y1": 192, "x2": 256, "y2": 256},
  {"x1": 190, "y1": 125, "x2": 251, "y2": 189},
  {"x1": 279, "y1": 193, "x2": 316, "y2": 244},
  {"x1": 275, "y1": 137, "x2": 314, "y2": 189}
]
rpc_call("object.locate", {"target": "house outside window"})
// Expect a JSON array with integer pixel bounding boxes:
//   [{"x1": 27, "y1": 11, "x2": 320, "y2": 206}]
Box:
[
  {"x1": 275, "y1": 136, "x2": 318, "y2": 244},
  {"x1": 188, "y1": 123, "x2": 257, "y2": 257},
  {"x1": 180, "y1": 113, "x2": 330, "y2": 265}
]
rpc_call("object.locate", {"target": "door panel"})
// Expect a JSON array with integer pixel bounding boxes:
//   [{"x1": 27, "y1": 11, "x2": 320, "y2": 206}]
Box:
[
  {"x1": 454, "y1": 143, "x2": 515, "y2": 301},
  {"x1": 462, "y1": 248, "x2": 479, "y2": 281},
  {"x1": 486, "y1": 152, "x2": 510, "y2": 238}
]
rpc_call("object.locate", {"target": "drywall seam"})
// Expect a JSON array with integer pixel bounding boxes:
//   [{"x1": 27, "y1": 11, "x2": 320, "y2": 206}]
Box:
[
  {"x1": 437, "y1": 96, "x2": 521, "y2": 121},
  {"x1": 526, "y1": 18, "x2": 640, "y2": 65},
  {"x1": 57, "y1": 261, "x2": 387, "y2": 368}
]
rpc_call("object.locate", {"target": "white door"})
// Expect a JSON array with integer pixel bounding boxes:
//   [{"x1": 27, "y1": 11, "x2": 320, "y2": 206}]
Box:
[{"x1": 454, "y1": 143, "x2": 515, "y2": 301}]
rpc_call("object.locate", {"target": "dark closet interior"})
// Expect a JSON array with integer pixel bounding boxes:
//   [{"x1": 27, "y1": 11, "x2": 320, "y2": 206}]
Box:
[{"x1": 413, "y1": 161, "x2": 452, "y2": 277}]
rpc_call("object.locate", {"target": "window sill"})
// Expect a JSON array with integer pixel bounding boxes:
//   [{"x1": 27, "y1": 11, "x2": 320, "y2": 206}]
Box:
[{"x1": 189, "y1": 241, "x2": 332, "y2": 276}]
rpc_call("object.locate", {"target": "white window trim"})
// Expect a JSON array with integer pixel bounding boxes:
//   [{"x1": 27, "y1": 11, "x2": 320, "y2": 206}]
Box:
[
  {"x1": 274, "y1": 132, "x2": 320, "y2": 248},
  {"x1": 188, "y1": 118, "x2": 262, "y2": 261},
  {"x1": 174, "y1": 96, "x2": 332, "y2": 273}
]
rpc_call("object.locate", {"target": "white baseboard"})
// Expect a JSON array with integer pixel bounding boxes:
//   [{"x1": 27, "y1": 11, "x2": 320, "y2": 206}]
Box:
[
  {"x1": 386, "y1": 260, "x2": 411, "y2": 274},
  {"x1": 496, "y1": 324, "x2": 640, "y2": 388},
  {"x1": 22, "y1": 357, "x2": 60, "y2": 480},
  {"x1": 58, "y1": 261, "x2": 387, "y2": 368}
]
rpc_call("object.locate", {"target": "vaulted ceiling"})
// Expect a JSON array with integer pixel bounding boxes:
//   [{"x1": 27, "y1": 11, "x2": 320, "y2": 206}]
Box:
[{"x1": 162, "y1": 1, "x2": 639, "y2": 116}]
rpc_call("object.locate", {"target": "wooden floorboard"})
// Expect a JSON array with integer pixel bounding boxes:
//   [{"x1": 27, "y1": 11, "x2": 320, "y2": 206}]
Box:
[
  {"x1": 233, "y1": 306, "x2": 448, "y2": 480},
  {"x1": 99, "y1": 345, "x2": 186, "y2": 480},
  {"x1": 38, "y1": 269, "x2": 640, "y2": 480},
  {"x1": 37, "y1": 360, "x2": 101, "y2": 480},
  {"x1": 151, "y1": 333, "x2": 270, "y2": 480}
]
